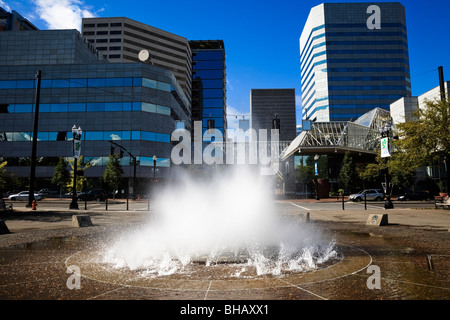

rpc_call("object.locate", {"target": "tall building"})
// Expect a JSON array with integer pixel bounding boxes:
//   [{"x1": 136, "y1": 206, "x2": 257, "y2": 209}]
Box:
[
  {"x1": 0, "y1": 7, "x2": 38, "y2": 31},
  {"x1": 250, "y1": 89, "x2": 297, "y2": 142},
  {"x1": 0, "y1": 28, "x2": 191, "y2": 193},
  {"x1": 390, "y1": 81, "x2": 449, "y2": 124},
  {"x1": 189, "y1": 40, "x2": 227, "y2": 140},
  {"x1": 81, "y1": 17, "x2": 192, "y2": 102},
  {"x1": 300, "y1": 2, "x2": 411, "y2": 122}
]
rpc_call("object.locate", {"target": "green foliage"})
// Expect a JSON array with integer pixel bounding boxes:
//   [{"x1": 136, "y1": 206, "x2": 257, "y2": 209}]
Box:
[
  {"x1": 396, "y1": 97, "x2": 450, "y2": 167},
  {"x1": 103, "y1": 154, "x2": 124, "y2": 193},
  {"x1": 66, "y1": 156, "x2": 92, "y2": 192},
  {"x1": 339, "y1": 152, "x2": 358, "y2": 193},
  {"x1": 395, "y1": 97, "x2": 450, "y2": 192},
  {"x1": 52, "y1": 157, "x2": 71, "y2": 194},
  {"x1": 0, "y1": 161, "x2": 7, "y2": 190}
]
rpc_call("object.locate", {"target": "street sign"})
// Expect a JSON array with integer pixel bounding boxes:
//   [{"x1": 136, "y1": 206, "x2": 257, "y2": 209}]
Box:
[{"x1": 380, "y1": 137, "x2": 391, "y2": 158}]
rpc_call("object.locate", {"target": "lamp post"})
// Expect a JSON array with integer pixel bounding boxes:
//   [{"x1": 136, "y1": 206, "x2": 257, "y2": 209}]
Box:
[
  {"x1": 27, "y1": 70, "x2": 42, "y2": 208},
  {"x1": 379, "y1": 122, "x2": 393, "y2": 209},
  {"x1": 70, "y1": 125, "x2": 82, "y2": 210},
  {"x1": 153, "y1": 155, "x2": 157, "y2": 181},
  {"x1": 314, "y1": 154, "x2": 320, "y2": 200}
]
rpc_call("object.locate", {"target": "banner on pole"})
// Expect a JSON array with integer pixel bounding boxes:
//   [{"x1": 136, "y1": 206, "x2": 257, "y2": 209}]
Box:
[
  {"x1": 73, "y1": 138, "x2": 81, "y2": 159},
  {"x1": 380, "y1": 137, "x2": 391, "y2": 158}
]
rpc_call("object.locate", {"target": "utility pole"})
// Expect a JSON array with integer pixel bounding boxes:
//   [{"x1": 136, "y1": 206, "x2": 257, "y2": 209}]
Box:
[
  {"x1": 438, "y1": 66, "x2": 449, "y2": 194},
  {"x1": 27, "y1": 70, "x2": 42, "y2": 208}
]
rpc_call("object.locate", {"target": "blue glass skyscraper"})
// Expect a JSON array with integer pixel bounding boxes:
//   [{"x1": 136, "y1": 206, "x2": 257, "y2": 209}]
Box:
[
  {"x1": 300, "y1": 2, "x2": 411, "y2": 122},
  {"x1": 190, "y1": 40, "x2": 227, "y2": 140}
]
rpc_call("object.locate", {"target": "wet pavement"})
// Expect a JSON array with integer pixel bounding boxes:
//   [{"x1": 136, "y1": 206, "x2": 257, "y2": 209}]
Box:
[{"x1": 0, "y1": 201, "x2": 449, "y2": 302}]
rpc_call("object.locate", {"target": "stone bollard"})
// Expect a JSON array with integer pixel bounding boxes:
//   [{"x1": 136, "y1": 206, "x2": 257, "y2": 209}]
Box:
[
  {"x1": 72, "y1": 215, "x2": 93, "y2": 228},
  {"x1": 366, "y1": 214, "x2": 388, "y2": 226},
  {"x1": 295, "y1": 212, "x2": 310, "y2": 223},
  {"x1": 0, "y1": 220, "x2": 10, "y2": 234}
]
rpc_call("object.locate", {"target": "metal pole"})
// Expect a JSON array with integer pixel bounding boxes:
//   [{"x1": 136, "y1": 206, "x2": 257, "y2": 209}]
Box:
[
  {"x1": 364, "y1": 190, "x2": 367, "y2": 210},
  {"x1": 27, "y1": 70, "x2": 42, "y2": 208},
  {"x1": 342, "y1": 192, "x2": 345, "y2": 210},
  {"x1": 438, "y1": 66, "x2": 445, "y2": 102},
  {"x1": 133, "y1": 157, "x2": 137, "y2": 200},
  {"x1": 438, "y1": 66, "x2": 449, "y2": 193},
  {"x1": 70, "y1": 158, "x2": 79, "y2": 209}
]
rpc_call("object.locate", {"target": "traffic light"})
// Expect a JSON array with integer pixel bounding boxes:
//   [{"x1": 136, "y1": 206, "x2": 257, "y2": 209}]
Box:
[{"x1": 110, "y1": 146, "x2": 115, "y2": 155}]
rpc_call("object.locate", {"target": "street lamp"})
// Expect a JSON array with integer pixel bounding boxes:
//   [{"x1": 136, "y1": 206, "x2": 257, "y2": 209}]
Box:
[
  {"x1": 70, "y1": 125, "x2": 82, "y2": 210},
  {"x1": 379, "y1": 122, "x2": 394, "y2": 209},
  {"x1": 153, "y1": 155, "x2": 157, "y2": 181}
]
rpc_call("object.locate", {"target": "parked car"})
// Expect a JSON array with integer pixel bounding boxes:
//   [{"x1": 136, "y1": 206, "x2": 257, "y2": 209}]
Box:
[
  {"x1": 78, "y1": 189, "x2": 106, "y2": 202},
  {"x1": 349, "y1": 189, "x2": 384, "y2": 202},
  {"x1": 38, "y1": 188, "x2": 58, "y2": 197},
  {"x1": 8, "y1": 191, "x2": 42, "y2": 201},
  {"x1": 397, "y1": 191, "x2": 434, "y2": 201}
]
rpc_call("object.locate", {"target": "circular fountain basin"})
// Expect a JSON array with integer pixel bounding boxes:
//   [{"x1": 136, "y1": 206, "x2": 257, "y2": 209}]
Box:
[{"x1": 65, "y1": 244, "x2": 371, "y2": 291}]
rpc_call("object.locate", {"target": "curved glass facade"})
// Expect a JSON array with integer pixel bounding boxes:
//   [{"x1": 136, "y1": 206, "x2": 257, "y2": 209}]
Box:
[{"x1": 300, "y1": 3, "x2": 411, "y2": 122}]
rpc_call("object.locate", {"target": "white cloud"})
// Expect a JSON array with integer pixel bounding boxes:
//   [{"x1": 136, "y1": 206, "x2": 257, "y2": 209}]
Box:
[
  {"x1": 34, "y1": 0, "x2": 96, "y2": 30},
  {"x1": 0, "y1": 0, "x2": 11, "y2": 11}
]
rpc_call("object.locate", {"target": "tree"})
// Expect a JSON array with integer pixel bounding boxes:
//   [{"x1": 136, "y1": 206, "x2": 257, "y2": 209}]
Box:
[
  {"x1": 0, "y1": 161, "x2": 7, "y2": 191},
  {"x1": 103, "y1": 154, "x2": 123, "y2": 197},
  {"x1": 395, "y1": 97, "x2": 450, "y2": 192},
  {"x1": 339, "y1": 152, "x2": 358, "y2": 193},
  {"x1": 52, "y1": 157, "x2": 71, "y2": 198},
  {"x1": 358, "y1": 152, "x2": 416, "y2": 195},
  {"x1": 66, "y1": 156, "x2": 91, "y2": 193}
]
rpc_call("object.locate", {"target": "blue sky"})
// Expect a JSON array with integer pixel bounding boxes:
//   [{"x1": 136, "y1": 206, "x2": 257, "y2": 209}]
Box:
[{"x1": 2, "y1": 0, "x2": 449, "y2": 128}]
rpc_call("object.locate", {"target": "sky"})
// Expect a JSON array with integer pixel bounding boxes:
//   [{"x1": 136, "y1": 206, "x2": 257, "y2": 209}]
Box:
[{"x1": 2, "y1": 0, "x2": 449, "y2": 130}]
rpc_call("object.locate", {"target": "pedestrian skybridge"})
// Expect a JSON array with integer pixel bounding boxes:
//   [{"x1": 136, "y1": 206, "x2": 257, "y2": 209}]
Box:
[{"x1": 281, "y1": 108, "x2": 392, "y2": 161}]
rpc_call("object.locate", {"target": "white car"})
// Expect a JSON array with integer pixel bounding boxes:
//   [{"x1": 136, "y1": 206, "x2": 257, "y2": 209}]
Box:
[
  {"x1": 8, "y1": 191, "x2": 42, "y2": 201},
  {"x1": 349, "y1": 189, "x2": 384, "y2": 202}
]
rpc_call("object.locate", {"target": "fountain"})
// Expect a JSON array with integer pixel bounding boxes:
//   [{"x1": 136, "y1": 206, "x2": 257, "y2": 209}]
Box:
[{"x1": 100, "y1": 166, "x2": 340, "y2": 279}]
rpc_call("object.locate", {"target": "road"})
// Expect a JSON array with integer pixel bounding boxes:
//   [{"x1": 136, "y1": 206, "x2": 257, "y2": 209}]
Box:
[
  {"x1": 4, "y1": 198, "x2": 151, "y2": 211},
  {"x1": 288, "y1": 199, "x2": 437, "y2": 211},
  {"x1": 4, "y1": 197, "x2": 438, "y2": 213}
]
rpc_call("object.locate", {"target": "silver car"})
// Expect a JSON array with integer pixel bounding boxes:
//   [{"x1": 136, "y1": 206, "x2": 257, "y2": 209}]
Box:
[
  {"x1": 349, "y1": 189, "x2": 384, "y2": 202},
  {"x1": 8, "y1": 191, "x2": 42, "y2": 201}
]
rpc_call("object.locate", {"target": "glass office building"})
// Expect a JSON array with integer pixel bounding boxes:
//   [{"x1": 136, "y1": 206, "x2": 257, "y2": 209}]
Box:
[
  {"x1": 300, "y1": 2, "x2": 411, "y2": 122},
  {"x1": 189, "y1": 40, "x2": 227, "y2": 140},
  {"x1": 0, "y1": 29, "x2": 190, "y2": 191}
]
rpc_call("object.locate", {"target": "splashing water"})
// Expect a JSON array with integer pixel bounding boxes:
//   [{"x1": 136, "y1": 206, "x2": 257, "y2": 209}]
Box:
[{"x1": 102, "y1": 167, "x2": 338, "y2": 277}]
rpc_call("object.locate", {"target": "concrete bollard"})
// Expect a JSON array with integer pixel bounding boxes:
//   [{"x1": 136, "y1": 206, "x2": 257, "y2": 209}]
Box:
[
  {"x1": 366, "y1": 214, "x2": 388, "y2": 226},
  {"x1": 0, "y1": 220, "x2": 10, "y2": 234},
  {"x1": 72, "y1": 215, "x2": 93, "y2": 228},
  {"x1": 295, "y1": 212, "x2": 310, "y2": 223}
]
